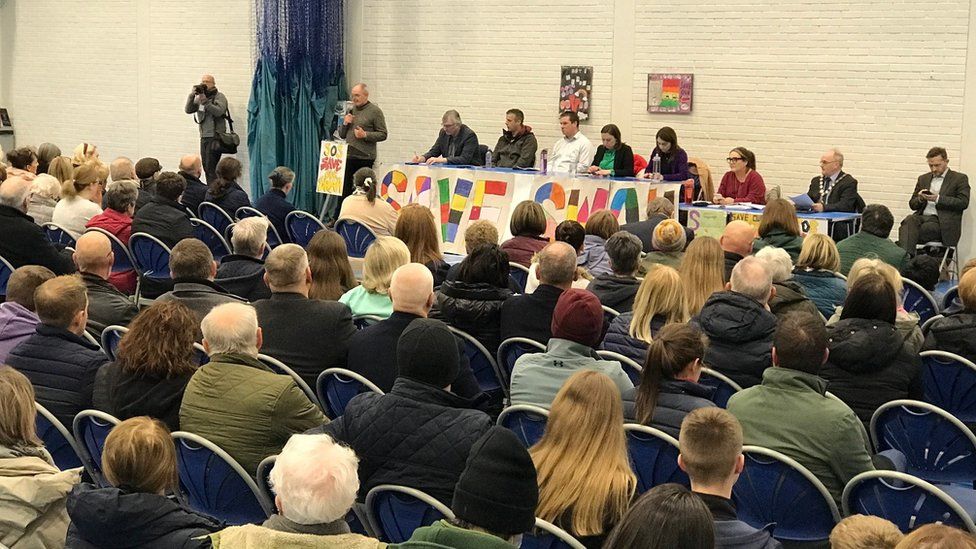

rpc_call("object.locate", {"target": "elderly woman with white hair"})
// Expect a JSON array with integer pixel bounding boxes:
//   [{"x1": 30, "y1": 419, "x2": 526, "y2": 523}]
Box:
[
  {"x1": 215, "y1": 216, "x2": 272, "y2": 301},
  {"x1": 26, "y1": 174, "x2": 61, "y2": 225},
  {"x1": 209, "y1": 433, "x2": 382, "y2": 547},
  {"x1": 754, "y1": 246, "x2": 821, "y2": 320}
]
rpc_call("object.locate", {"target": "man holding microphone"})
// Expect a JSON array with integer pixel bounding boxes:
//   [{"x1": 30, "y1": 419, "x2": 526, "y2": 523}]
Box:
[{"x1": 337, "y1": 83, "x2": 388, "y2": 200}]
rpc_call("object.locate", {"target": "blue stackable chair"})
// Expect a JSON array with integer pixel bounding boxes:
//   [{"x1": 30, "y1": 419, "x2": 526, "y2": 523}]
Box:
[
  {"x1": 871, "y1": 399, "x2": 976, "y2": 486},
  {"x1": 35, "y1": 403, "x2": 84, "y2": 471},
  {"x1": 72, "y1": 410, "x2": 120, "y2": 486},
  {"x1": 316, "y1": 368, "x2": 384, "y2": 419},
  {"x1": 172, "y1": 431, "x2": 273, "y2": 525},
  {"x1": 100, "y1": 325, "x2": 129, "y2": 362},
  {"x1": 942, "y1": 285, "x2": 960, "y2": 312},
  {"x1": 352, "y1": 314, "x2": 386, "y2": 330},
  {"x1": 732, "y1": 446, "x2": 840, "y2": 543},
  {"x1": 235, "y1": 207, "x2": 284, "y2": 247},
  {"x1": 448, "y1": 326, "x2": 506, "y2": 395},
  {"x1": 190, "y1": 218, "x2": 231, "y2": 261},
  {"x1": 85, "y1": 227, "x2": 138, "y2": 291},
  {"x1": 597, "y1": 349, "x2": 643, "y2": 386},
  {"x1": 365, "y1": 485, "x2": 455, "y2": 543},
  {"x1": 496, "y1": 337, "x2": 546, "y2": 386},
  {"x1": 699, "y1": 367, "x2": 744, "y2": 409},
  {"x1": 624, "y1": 424, "x2": 689, "y2": 494},
  {"x1": 0, "y1": 254, "x2": 14, "y2": 298},
  {"x1": 902, "y1": 277, "x2": 940, "y2": 325},
  {"x1": 920, "y1": 350, "x2": 976, "y2": 424},
  {"x1": 257, "y1": 354, "x2": 319, "y2": 408},
  {"x1": 498, "y1": 405, "x2": 550, "y2": 448},
  {"x1": 235, "y1": 206, "x2": 264, "y2": 220},
  {"x1": 843, "y1": 470, "x2": 976, "y2": 534},
  {"x1": 198, "y1": 202, "x2": 234, "y2": 238},
  {"x1": 509, "y1": 262, "x2": 530, "y2": 293},
  {"x1": 521, "y1": 518, "x2": 587, "y2": 549},
  {"x1": 336, "y1": 218, "x2": 378, "y2": 258},
  {"x1": 193, "y1": 342, "x2": 209, "y2": 365},
  {"x1": 128, "y1": 232, "x2": 172, "y2": 301},
  {"x1": 42, "y1": 222, "x2": 77, "y2": 248},
  {"x1": 285, "y1": 211, "x2": 327, "y2": 248},
  {"x1": 602, "y1": 305, "x2": 620, "y2": 324}
]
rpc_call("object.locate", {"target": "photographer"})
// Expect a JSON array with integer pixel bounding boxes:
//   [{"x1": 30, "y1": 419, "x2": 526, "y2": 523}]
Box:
[{"x1": 184, "y1": 74, "x2": 228, "y2": 183}]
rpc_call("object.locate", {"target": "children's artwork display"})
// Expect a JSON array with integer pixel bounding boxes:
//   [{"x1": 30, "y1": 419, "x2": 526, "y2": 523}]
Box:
[
  {"x1": 560, "y1": 66, "x2": 593, "y2": 121},
  {"x1": 647, "y1": 73, "x2": 693, "y2": 114},
  {"x1": 316, "y1": 141, "x2": 347, "y2": 195}
]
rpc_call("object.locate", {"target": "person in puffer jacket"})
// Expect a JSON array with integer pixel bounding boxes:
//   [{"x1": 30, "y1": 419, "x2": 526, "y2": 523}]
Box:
[
  {"x1": 577, "y1": 209, "x2": 618, "y2": 277},
  {"x1": 820, "y1": 273, "x2": 923, "y2": 427},
  {"x1": 602, "y1": 265, "x2": 687, "y2": 364},
  {"x1": 314, "y1": 318, "x2": 492, "y2": 505},
  {"x1": 433, "y1": 244, "x2": 513, "y2": 356},
  {"x1": 792, "y1": 235, "x2": 847, "y2": 319},
  {"x1": 587, "y1": 232, "x2": 642, "y2": 313},
  {"x1": 693, "y1": 257, "x2": 777, "y2": 389},
  {"x1": 923, "y1": 268, "x2": 976, "y2": 363},
  {"x1": 623, "y1": 324, "x2": 715, "y2": 438}
]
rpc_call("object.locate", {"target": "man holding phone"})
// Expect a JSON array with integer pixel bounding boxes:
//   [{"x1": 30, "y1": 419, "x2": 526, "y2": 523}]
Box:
[{"x1": 899, "y1": 147, "x2": 970, "y2": 255}]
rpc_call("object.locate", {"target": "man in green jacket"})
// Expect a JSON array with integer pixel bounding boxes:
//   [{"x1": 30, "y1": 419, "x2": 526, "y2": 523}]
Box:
[
  {"x1": 180, "y1": 302, "x2": 326, "y2": 475},
  {"x1": 837, "y1": 204, "x2": 909, "y2": 275},
  {"x1": 727, "y1": 311, "x2": 874, "y2": 505}
]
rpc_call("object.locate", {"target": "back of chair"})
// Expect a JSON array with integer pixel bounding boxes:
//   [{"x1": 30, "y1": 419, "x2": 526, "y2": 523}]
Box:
[
  {"x1": 285, "y1": 211, "x2": 327, "y2": 247},
  {"x1": 256, "y1": 354, "x2": 318, "y2": 407},
  {"x1": 198, "y1": 202, "x2": 234, "y2": 236},
  {"x1": 448, "y1": 326, "x2": 505, "y2": 394},
  {"x1": 509, "y1": 262, "x2": 530, "y2": 293},
  {"x1": 193, "y1": 342, "x2": 209, "y2": 365},
  {"x1": 35, "y1": 403, "x2": 84, "y2": 471},
  {"x1": 601, "y1": 305, "x2": 620, "y2": 323},
  {"x1": 624, "y1": 424, "x2": 688, "y2": 494},
  {"x1": 72, "y1": 410, "x2": 121, "y2": 486},
  {"x1": 128, "y1": 233, "x2": 172, "y2": 280},
  {"x1": 316, "y1": 368, "x2": 384, "y2": 419},
  {"x1": 172, "y1": 431, "x2": 273, "y2": 525},
  {"x1": 699, "y1": 367, "x2": 743, "y2": 409},
  {"x1": 497, "y1": 337, "x2": 546, "y2": 386},
  {"x1": 365, "y1": 484, "x2": 455, "y2": 543},
  {"x1": 521, "y1": 518, "x2": 587, "y2": 549},
  {"x1": 353, "y1": 314, "x2": 385, "y2": 330},
  {"x1": 100, "y1": 325, "x2": 129, "y2": 362},
  {"x1": 235, "y1": 206, "x2": 265, "y2": 221},
  {"x1": 0, "y1": 254, "x2": 13, "y2": 298},
  {"x1": 942, "y1": 285, "x2": 960, "y2": 312},
  {"x1": 902, "y1": 278, "x2": 940, "y2": 324},
  {"x1": 498, "y1": 405, "x2": 550, "y2": 448},
  {"x1": 190, "y1": 218, "x2": 231, "y2": 261},
  {"x1": 733, "y1": 446, "x2": 840, "y2": 542},
  {"x1": 42, "y1": 222, "x2": 77, "y2": 248},
  {"x1": 596, "y1": 349, "x2": 642, "y2": 385},
  {"x1": 336, "y1": 218, "x2": 378, "y2": 258},
  {"x1": 86, "y1": 227, "x2": 136, "y2": 276},
  {"x1": 920, "y1": 351, "x2": 976, "y2": 423},
  {"x1": 255, "y1": 454, "x2": 276, "y2": 505},
  {"x1": 843, "y1": 470, "x2": 976, "y2": 534}
]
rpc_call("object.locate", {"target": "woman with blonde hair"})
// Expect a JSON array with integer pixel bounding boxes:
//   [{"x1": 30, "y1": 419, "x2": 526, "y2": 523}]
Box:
[
  {"x1": 531, "y1": 370, "x2": 637, "y2": 549},
  {"x1": 679, "y1": 236, "x2": 726, "y2": 316},
  {"x1": 339, "y1": 236, "x2": 410, "y2": 317},
  {"x1": 71, "y1": 142, "x2": 100, "y2": 167},
  {"x1": 894, "y1": 524, "x2": 976, "y2": 548},
  {"x1": 395, "y1": 203, "x2": 449, "y2": 286},
  {"x1": 47, "y1": 156, "x2": 74, "y2": 184},
  {"x1": 602, "y1": 265, "x2": 687, "y2": 362},
  {"x1": 753, "y1": 198, "x2": 804, "y2": 262},
  {"x1": 26, "y1": 173, "x2": 62, "y2": 225},
  {"x1": 0, "y1": 365, "x2": 80, "y2": 548},
  {"x1": 307, "y1": 230, "x2": 358, "y2": 301},
  {"x1": 65, "y1": 417, "x2": 222, "y2": 547},
  {"x1": 793, "y1": 233, "x2": 847, "y2": 318},
  {"x1": 52, "y1": 161, "x2": 106, "y2": 238}
]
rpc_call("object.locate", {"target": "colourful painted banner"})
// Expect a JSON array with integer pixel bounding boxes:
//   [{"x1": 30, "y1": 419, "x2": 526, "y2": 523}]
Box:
[{"x1": 315, "y1": 141, "x2": 347, "y2": 196}]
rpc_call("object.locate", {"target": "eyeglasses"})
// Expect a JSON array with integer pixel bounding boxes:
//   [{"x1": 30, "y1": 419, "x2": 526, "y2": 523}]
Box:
[
  {"x1": 819, "y1": 160, "x2": 838, "y2": 166},
  {"x1": 726, "y1": 157, "x2": 744, "y2": 163}
]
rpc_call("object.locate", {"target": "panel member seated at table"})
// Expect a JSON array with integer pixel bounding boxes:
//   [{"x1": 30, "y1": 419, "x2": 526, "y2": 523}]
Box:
[
  {"x1": 807, "y1": 148, "x2": 864, "y2": 241},
  {"x1": 493, "y1": 108, "x2": 538, "y2": 169},
  {"x1": 897, "y1": 146, "x2": 970, "y2": 256},
  {"x1": 588, "y1": 124, "x2": 635, "y2": 178},
  {"x1": 638, "y1": 126, "x2": 690, "y2": 183},
  {"x1": 714, "y1": 147, "x2": 766, "y2": 205},
  {"x1": 412, "y1": 109, "x2": 481, "y2": 166},
  {"x1": 549, "y1": 111, "x2": 594, "y2": 174}
]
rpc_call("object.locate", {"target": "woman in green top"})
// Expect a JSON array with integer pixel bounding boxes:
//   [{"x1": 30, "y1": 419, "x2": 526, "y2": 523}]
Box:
[
  {"x1": 753, "y1": 198, "x2": 805, "y2": 262},
  {"x1": 338, "y1": 236, "x2": 410, "y2": 318},
  {"x1": 588, "y1": 124, "x2": 635, "y2": 178}
]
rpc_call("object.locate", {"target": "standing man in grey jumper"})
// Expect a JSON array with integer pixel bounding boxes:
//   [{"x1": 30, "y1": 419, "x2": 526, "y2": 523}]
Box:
[
  {"x1": 184, "y1": 74, "x2": 228, "y2": 184},
  {"x1": 338, "y1": 83, "x2": 388, "y2": 201}
]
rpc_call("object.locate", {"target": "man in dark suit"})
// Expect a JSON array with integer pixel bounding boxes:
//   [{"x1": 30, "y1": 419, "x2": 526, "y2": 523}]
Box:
[
  {"x1": 500, "y1": 242, "x2": 576, "y2": 345},
  {"x1": 899, "y1": 147, "x2": 971, "y2": 256},
  {"x1": 806, "y1": 148, "x2": 864, "y2": 240},
  {"x1": 252, "y1": 244, "x2": 356, "y2": 388},
  {"x1": 621, "y1": 197, "x2": 694, "y2": 253}
]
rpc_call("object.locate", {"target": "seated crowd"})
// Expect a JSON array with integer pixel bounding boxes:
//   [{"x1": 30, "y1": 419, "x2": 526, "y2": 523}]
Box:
[{"x1": 1, "y1": 143, "x2": 976, "y2": 548}]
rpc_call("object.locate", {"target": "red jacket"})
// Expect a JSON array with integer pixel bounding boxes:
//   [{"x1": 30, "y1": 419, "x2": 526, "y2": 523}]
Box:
[
  {"x1": 500, "y1": 235, "x2": 550, "y2": 267},
  {"x1": 86, "y1": 209, "x2": 136, "y2": 294}
]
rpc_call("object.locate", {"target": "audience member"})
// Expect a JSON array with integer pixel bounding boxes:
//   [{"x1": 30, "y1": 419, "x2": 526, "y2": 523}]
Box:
[
  {"x1": 501, "y1": 242, "x2": 577, "y2": 344},
  {"x1": 7, "y1": 275, "x2": 108, "y2": 427},
  {"x1": 413, "y1": 109, "x2": 481, "y2": 166},
  {"x1": 753, "y1": 198, "x2": 804, "y2": 262},
  {"x1": 73, "y1": 231, "x2": 138, "y2": 335},
  {"x1": 894, "y1": 524, "x2": 976, "y2": 548},
  {"x1": 86, "y1": 179, "x2": 139, "y2": 293},
  {"x1": 944, "y1": 258, "x2": 976, "y2": 315},
  {"x1": 587, "y1": 231, "x2": 642, "y2": 313},
  {"x1": 205, "y1": 156, "x2": 251, "y2": 219},
  {"x1": 255, "y1": 166, "x2": 297, "y2": 243},
  {"x1": 640, "y1": 218, "x2": 686, "y2": 273},
  {"x1": 0, "y1": 366, "x2": 80, "y2": 548},
  {"x1": 696, "y1": 256, "x2": 777, "y2": 388},
  {"x1": 134, "y1": 157, "x2": 161, "y2": 210},
  {"x1": 71, "y1": 142, "x2": 100, "y2": 167},
  {"x1": 0, "y1": 266, "x2": 55, "y2": 362},
  {"x1": 525, "y1": 219, "x2": 591, "y2": 293},
  {"x1": 307, "y1": 230, "x2": 358, "y2": 301},
  {"x1": 531, "y1": 371, "x2": 636, "y2": 548},
  {"x1": 924, "y1": 268, "x2": 976, "y2": 362},
  {"x1": 396, "y1": 203, "x2": 449, "y2": 286},
  {"x1": 209, "y1": 434, "x2": 383, "y2": 547},
  {"x1": 0, "y1": 176, "x2": 74, "y2": 273},
  {"x1": 588, "y1": 123, "x2": 635, "y2": 178},
  {"x1": 446, "y1": 219, "x2": 499, "y2": 283},
  {"x1": 131, "y1": 171, "x2": 195, "y2": 248},
  {"x1": 338, "y1": 167, "x2": 398, "y2": 237},
  {"x1": 48, "y1": 156, "x2": 74, "y2": 184},
  {"x1": 833, "y1": 258, "x2": 924, "y2": 353},
  {"x1": 346, "y1": 263, "x2": 481, "y2": 397},
  {"x1": 500, "y1": 200, "x2": 549, "y2": 266},
  {"x1": 680, "y1": 236, "x2": 726, "y2": 316},
  {"x1": 755, "y1": 246, "x2": 820, "y2": 319},
  {"x1": 624, "y1": 324, "x2": 714, "y2": 437},
  {"x1": 641, "y1": 126, "x2": 691, "y2": 182},
  {"x1": 829, "y1": 515, "x2": 903, "y2": 549},
  {"x1": 109, "y1": 157, "x2": 136, "y2": 185},
  {"x1": 177, "y1": 154, "x2": 208, "y2": 215},
  {"x1": 792, "y1": 233, "x2": 847, "y2": 318},
  {"x1": 728, "y1": 311, "x2": 874, "y2": 504},
  {"x1": 549, "y1": 111, "x2": 594, "y2": 174},
  {"x1": 837, "y1": 204, "x2": 909, "y2": 275},
  {"x1": 578, "y1": 209, "x2": 618, "y2": 276},
  {"x1": 52, "y1": 161, "x2": 106, "y2": 238},
  {"x1": 401, "y1": 426, "x2": 539, "y2": 548},
  {"x1": 715, "y1": 147, "x2": 765, "y2": 205},
  {"x1": 510, "y1": 289, "x2": 632, "y2": 408},
  {"x1": 65, "y1": 417, "x2": 221, "y2": 547},
  {"x1": 26, "y1": 173, "x2": 61, "y2": 225},
  {"x1": 493, "y1": 108, "x2": 538, "y2": 168},
  {"x1": 622, "y1": 196, "x2": 693, "y2": 253},
  {"x1": 318, "y1": 318, "x2": 491, "y2": 504},
  {"x1": 602, "y1": 484, "x2": 714, "y2": 549},
  {"x1": 898, "y1": 147, "x2": 971, "y2": 256},
  {"x1": 36, "y1": 143, "x2": 61, "y2": 177},
  {"x1": 719, "y1": 220, "x2": 755, "y2": 282},
  {"x1": 215, "y1": 216, "x2": 272, "y2": 301},
  {"x1": 677, "y1": 408, "x2": 782, "y2": 549},
  {"x1": 157, "y1": 239, "x2": 243, "y2": 330},
  {"x1": 821, "y1": 273, "x2": 922, "y2": 426},
  {"x1": 602, "y1": 265, "x2": 687, "y2": 363},
  {"x1": 4, "y1": 146, "x2": 38, "y2": 181},
  {"x1": 254, "y1": 244, "x2": 356, "y2": 387},
  {"x1": 181, "y1": 302, "x2": 326, "y2": 474},
  {"x1": 339, "y1": 236, "x2": 409, "y2": 317}
]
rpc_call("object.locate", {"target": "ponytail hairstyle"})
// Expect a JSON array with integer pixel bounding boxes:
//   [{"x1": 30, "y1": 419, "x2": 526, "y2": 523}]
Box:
[
  {"x1": 635, "y1": 323, "x2": 706, "y2": 424},
  {"x1": 211, "y1": 157, "x2": 242, "y2": 199},
  {"x1": 62, "y1": 161, "x2": 109, "y2": 200},
  {"x1": 268, "y1": 166, "x2": 295, "y2": 190},
  {"x1": 352, "y1": 167, "x2": 378, "y2": 204}
]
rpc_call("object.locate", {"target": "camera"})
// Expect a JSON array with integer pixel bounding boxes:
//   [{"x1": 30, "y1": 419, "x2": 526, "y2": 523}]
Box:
[{"x1": 193, "y1": 83, "x2": 207, "y2": 95}]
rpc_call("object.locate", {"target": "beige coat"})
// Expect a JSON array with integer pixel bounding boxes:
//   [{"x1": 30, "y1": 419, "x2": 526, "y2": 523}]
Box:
[
  {"x1": 0, "y1": 452, "x2": 81, "y2": 549},
  {"x1": 338, "y1": 194, "x2": 399, "y2": 237}
]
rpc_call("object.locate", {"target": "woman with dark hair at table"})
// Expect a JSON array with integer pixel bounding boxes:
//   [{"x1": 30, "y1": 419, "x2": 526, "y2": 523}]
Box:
[
  {"x1": 753, "y1": 198, "x2": 804, "y2": 262},
  {"x1": 714, "y1": 147, "x2": 766, "y2": 205},
  {"x1": 588, "y1": 124, "x2": 635, "y2": 178},
  {"x1": 640, "y1": 126, "x2": 690, "y2": 183}
]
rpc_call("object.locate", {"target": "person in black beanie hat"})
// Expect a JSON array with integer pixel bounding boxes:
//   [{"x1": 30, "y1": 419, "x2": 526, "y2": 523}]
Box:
[{"x1": 313, "y1": 318, "x2": 492, "y2": 505}]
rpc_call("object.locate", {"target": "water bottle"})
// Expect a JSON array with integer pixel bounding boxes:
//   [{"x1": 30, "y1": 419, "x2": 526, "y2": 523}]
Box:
[
  {"x1": 569, "y1": 161, "x2": 577, "y2": 177},
  {"x1": 485, "y1": 150, "x2": 493, "y2": 169},
  {"x1": 540, "y1": 149, "x2": 548, "y2": 174},
  {"x1": 652, "y1": 154, "x2": 661, "y2": 181}
]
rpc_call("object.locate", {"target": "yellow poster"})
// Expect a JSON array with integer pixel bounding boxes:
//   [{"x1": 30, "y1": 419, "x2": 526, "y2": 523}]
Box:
[{"x1": 316, "y1": 141, "x2": 347, "y2": 195}]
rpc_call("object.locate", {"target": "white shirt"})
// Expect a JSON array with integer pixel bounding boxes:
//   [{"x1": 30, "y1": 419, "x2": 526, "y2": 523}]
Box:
[
  {"x1": 549, "y1": 132, "x2": 594, "y2": 174},
  {"x1": 924, "y1": 169, "x2": 946, "y2": 216},
  {"x1": 52, "y1": 196, "x2": 103, "y2": 239}
]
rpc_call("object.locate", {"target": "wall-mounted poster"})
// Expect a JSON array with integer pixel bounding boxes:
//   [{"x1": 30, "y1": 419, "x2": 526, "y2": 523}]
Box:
[
  {"x1": 647, "y1": 73, "x2": 693, "y2": 114},
  {"x1": 560, "y1": 66, "x2": 593, "y2": 121}
]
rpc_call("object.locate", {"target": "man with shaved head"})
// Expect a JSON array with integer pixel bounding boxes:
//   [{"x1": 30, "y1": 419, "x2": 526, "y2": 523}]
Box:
[
  {"x1": 0, "y1": 175, "x2": 75, "y2": 274},
  {"x1": 184, "y1": 73, "x2": 228, "y2": 183},
  {"x1": 501, "y1": 242, "x2": 578, "y2": 344},
  {"x1": 177, "y1": 153, "x2": 208, "y2": 214},
  {"x1": 109, "y1": 157, "x2": 137, "y2": 184},
  {"x1": 73, "y1": 231, "x2": 138, "y2": 335},
  {"x1": 345, "y1": 263, "x2": 482, "y2": 398},
  {"x1": 719, "y1": 220, "x2": 756, "y2": 282},
  {"x1": 336, "y1": 82, "x2": 388, "y2": 207}
]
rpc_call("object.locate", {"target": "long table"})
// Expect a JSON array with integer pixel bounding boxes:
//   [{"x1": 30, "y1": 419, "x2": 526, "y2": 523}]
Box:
[
  {"x1": 378, "y1": 164, "x2": 682, "y2": 254},
  {"x1": 680, "y1": 204, "x2": 861, "y2": 239}
]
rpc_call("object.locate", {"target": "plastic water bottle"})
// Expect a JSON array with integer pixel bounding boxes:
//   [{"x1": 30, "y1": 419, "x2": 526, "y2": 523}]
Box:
[
  {"x1": 540, "y1": 149, "x2": 548, "y2": 174},
  {"x1": 485, "y1": 150, "x2": 493, "y2": 169},
  {"x1": 652, "y1": 154, "x2": 661, "y2": 181},
  {"x1": 569, "y1": 161, "x2": 577, "y2": 177}
]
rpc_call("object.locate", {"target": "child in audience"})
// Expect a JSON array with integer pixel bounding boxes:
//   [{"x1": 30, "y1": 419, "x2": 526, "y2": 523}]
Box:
[
  {"x1": 602, "y1": 483, "x2": 714, "y2": 549},
  {"x1": 396, "y1": 203, "x2": 449, "y2": 286},
  {"x1": 829, "y1": 515, "x2": 903, "y2": 549},
  {"x1": 679, "y1": 236, "x2": 726, "y2": 316},
  {"x1": 602, "y1": 265, "x2": 687, "y2": 363},
  {"x1": 530, "y1": 370, "x2": 636, "y2": 549},
  {"x1": 339, "y1": 236, "x2": 409, "y2": 317},
  {"x1": 307, "y1": 230, "x2": 358, "y2": 301}
]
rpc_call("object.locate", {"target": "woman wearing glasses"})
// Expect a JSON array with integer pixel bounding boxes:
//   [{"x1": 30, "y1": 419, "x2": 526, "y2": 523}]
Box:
[{"x1": 714, "y1": 147, "x2": 766, "y2": 205}]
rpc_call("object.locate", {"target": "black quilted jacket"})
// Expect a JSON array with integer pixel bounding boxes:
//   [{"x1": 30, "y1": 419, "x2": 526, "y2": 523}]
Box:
[{"x1": 433, "y1": 280, "x2": 512, "y2": 356}]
